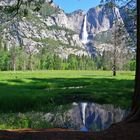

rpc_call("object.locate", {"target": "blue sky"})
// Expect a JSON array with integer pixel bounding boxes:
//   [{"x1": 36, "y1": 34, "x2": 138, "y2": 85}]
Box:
[{"x1": 53, "y1": 0, "x2": 101, "y2": 13}]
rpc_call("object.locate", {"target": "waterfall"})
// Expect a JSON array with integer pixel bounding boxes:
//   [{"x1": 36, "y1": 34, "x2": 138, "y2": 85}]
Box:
[
  {"x1": 81, "y1": 102, "x2": 87, "y2": 126},
  {"x1": 81, "y1": 14, "x2": 88, "y2": 44}
]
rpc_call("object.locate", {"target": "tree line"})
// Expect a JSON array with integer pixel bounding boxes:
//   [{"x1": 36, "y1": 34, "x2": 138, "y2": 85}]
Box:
[{"x1": 0, "y1": 44, "x2": 135, "y2": 71}]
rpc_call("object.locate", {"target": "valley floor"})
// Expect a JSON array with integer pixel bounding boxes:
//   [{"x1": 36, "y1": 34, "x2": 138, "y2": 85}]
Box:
[
  {"x1": 0, "y1": 70, "x2": 135, "y2": 130},
  {"x1": 0, "y1": 70, "x2": 135, "y2": 112}
]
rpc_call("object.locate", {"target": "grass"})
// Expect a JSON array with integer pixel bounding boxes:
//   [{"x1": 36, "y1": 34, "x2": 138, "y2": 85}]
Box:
[{"x1": 0, "y1": 70, "x2": 135, "y2": 113}]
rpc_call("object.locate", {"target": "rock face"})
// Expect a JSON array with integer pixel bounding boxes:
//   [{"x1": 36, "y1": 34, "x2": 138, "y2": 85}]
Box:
[
  {"x1": 120, "y1": 0, "x2": 136, "y2": 46},
  {"x1": 0, "y1": 0, "x2": 135, "y2": 58},
  {"x1": 0, "y1": 1, "x2": 87, "y2": 58},
  {"x1": 87, "y1": 6, "x2": 123, "y2": 34}
]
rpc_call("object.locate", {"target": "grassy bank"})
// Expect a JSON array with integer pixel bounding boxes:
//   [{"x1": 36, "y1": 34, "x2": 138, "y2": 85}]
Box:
[{"x1": 0, "y1": 70, "x2": 135, "y2": 112}]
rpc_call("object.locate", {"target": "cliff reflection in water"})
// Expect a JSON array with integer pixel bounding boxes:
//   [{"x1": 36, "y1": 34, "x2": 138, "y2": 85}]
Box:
[{"x1": 45, "y1": 102, "x2": 128, "y2": 132}]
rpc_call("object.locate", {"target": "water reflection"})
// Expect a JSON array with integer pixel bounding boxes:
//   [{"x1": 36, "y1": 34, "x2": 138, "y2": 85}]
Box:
[
  {"x1": 0, "y1": 102, "x2": 128, "y2": 131},
  {"x1": 45, "y1": 102, "x2": 128, "y2": 132}
]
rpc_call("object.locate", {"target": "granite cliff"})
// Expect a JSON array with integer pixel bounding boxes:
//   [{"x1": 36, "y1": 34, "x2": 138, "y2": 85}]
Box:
[{"x1": 0, "y1": 0, "x2": 135, "y2": 58}]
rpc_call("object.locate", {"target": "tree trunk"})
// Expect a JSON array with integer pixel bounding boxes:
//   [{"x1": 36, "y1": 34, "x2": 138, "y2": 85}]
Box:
[
  {"x1": 112, "y1": 64, "x2": 116, "y2": 76},
  {"x1": 27, "y1": 54, "x2": 32, "y2": 70},
  {"x1": 12, "y1": 53, "x2": 16, "y2": 71},
  {"x1": 126, "y1": 0, "x2": 140, "y2": 121}
]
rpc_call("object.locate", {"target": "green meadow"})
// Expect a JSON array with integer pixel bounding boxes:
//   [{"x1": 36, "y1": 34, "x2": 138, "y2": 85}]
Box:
[{"x1": 0, "y1": 70, "x2": 135, "y2": 113}]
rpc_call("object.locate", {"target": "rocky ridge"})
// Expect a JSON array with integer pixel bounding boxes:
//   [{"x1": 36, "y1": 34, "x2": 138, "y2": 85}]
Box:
[{"x1": 0, "y1": 0, "x2": 135, "y2": 58}]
